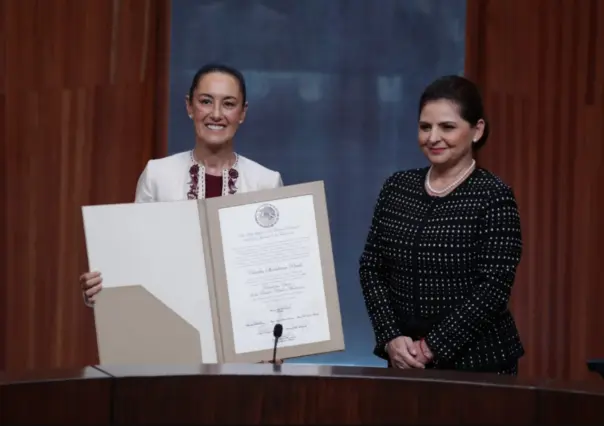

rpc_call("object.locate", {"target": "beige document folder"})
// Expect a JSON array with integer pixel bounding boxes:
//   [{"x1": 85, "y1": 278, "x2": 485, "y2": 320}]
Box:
[{"x1": 82, "y1": 181, "x2": 345, "y2": 365}]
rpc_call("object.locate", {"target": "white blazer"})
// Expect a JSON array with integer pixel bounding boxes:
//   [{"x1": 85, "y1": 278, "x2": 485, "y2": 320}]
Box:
[
  {"x1": 82, "y1": 151, "x2": 282, "y2": 307},
  {"x1": 134, "y1": 151, "x2": 283, "y2": 202}
]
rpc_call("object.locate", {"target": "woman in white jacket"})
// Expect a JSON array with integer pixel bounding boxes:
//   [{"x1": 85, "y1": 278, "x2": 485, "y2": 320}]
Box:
[{"x1": 80, "y1": 63, "x2": 283, "y2": 304}]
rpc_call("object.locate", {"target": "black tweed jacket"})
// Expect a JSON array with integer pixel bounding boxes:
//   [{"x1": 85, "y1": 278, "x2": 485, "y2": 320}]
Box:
[{"x1": 359, "y1": 167, "x2": 525, "y2": 372}]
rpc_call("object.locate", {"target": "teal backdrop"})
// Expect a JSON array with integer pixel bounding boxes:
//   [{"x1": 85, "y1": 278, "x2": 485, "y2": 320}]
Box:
[{"x1": 168, "y1": 0, "x2": 466, "y2": 366}]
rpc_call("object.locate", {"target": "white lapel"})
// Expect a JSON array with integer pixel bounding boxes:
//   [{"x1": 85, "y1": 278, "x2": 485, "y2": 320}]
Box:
[{"x1": 235, "y1": 155, "x2": 253, "y2": 194}]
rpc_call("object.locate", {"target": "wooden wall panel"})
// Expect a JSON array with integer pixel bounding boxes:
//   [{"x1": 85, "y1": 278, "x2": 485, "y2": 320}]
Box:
[
  {"x1": 0, "y1": 0, "x2": 170, "y2": 371},
  {"x1": 465, "y1": 0, "x2": 604, "y2": 381}
]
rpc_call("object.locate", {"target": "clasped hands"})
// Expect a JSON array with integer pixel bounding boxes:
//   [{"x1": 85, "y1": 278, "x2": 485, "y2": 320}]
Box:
[{"x1": 387, "y1": 336, "x2": 434, "y2": 369}]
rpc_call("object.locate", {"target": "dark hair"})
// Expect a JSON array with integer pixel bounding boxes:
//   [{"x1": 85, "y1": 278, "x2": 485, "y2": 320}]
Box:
[
  {"x1": 187, "y1": 63, "x2": 247, "y2": 105},
  {"x1": 418, "y1": 75, "x2": 489, "y2": 151}
]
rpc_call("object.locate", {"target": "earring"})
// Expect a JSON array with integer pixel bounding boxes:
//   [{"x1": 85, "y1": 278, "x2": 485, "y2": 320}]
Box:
[{"x1": 189, "y1": 115, "x2": 193, "y2": 119}]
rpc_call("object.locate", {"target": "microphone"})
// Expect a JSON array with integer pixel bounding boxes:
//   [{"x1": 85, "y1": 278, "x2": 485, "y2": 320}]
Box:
[{"x1": 271, "y1": 323, "x2": 283, "y2": 365}]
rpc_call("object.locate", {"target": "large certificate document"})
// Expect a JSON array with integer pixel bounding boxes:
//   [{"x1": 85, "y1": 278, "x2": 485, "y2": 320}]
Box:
[{"x1": 82, "y1": 181, "x2": 344, "y2": 365}]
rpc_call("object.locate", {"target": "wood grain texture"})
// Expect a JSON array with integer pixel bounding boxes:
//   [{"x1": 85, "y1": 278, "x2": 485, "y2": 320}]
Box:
[
  {"x1": 0, "y1": 0, "x2": 171, "y2": 371},
  {"x1": 93, "y1": 364, "x2": 604, "y2": 425},
  {"x1": 0, "y1": 367, "x2": 112, "y2": 424},
  {"x1": 465, "y1": 0, "x2": 604, "y2": 381},
  {"x1": 2, "y1": 364, "x2": 602, "y2": 424},
  {"x1": 1, "y1": 364, "x2": 603, "y2": 424}
]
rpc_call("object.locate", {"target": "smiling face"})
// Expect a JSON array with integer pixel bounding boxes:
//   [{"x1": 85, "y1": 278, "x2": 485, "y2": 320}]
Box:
[
  {"x1": 185, "y1": 71, "x2": 247, "y2": 147},
  {"x1": 418, "y1": 99, "x2": 484, "y2": 167}
]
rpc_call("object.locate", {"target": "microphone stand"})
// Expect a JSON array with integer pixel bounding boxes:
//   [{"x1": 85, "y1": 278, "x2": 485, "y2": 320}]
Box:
[{"x1": 271, "y1": 323, "x2": 283, "y2": 369}]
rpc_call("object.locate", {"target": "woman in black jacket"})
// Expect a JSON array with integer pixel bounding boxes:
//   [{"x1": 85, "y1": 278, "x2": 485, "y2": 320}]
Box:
[{"x1": 359, "y1": 75, "x2": 524, "y2": 375}]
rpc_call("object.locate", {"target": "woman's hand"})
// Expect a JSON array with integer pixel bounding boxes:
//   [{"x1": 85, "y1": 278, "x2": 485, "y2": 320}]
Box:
[
  {"x1": 413, "y1": 339, "x2": 434, "y2": 365},
  {"x1": 387, "y1": 336, "x2": 426, "y2": 369},
  {"x1": 80, "y1": 271, "x2": 103, "y2": 303}
]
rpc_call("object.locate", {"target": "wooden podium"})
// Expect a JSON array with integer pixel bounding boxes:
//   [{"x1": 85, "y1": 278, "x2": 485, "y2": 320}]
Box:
[{"x1": 1, "y1": 363, "x2": 603, "y2": 424}]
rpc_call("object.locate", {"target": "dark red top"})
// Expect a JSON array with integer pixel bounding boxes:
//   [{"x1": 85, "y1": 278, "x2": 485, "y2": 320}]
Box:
[{"x1": 205, "y1": 173, "x2": 223, "y2": 198}]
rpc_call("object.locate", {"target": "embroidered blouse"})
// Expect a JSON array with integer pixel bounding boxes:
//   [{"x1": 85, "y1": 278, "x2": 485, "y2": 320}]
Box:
[{"x1": 205, "y1": 173, "x2": 223, "y2": 198}]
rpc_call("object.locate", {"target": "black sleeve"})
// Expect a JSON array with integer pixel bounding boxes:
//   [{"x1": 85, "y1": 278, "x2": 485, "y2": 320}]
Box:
[
  {"x1": 359, "y1": 175, "x2": 404, "y2": 359},
  {"x1": 425, "y1": 186, "x2": 523, "y2": 363}
]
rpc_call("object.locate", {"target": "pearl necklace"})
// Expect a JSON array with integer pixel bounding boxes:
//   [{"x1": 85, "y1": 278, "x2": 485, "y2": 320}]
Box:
[{"x1": 425, "y1": 159, "x2": 476, "y2": 195}]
